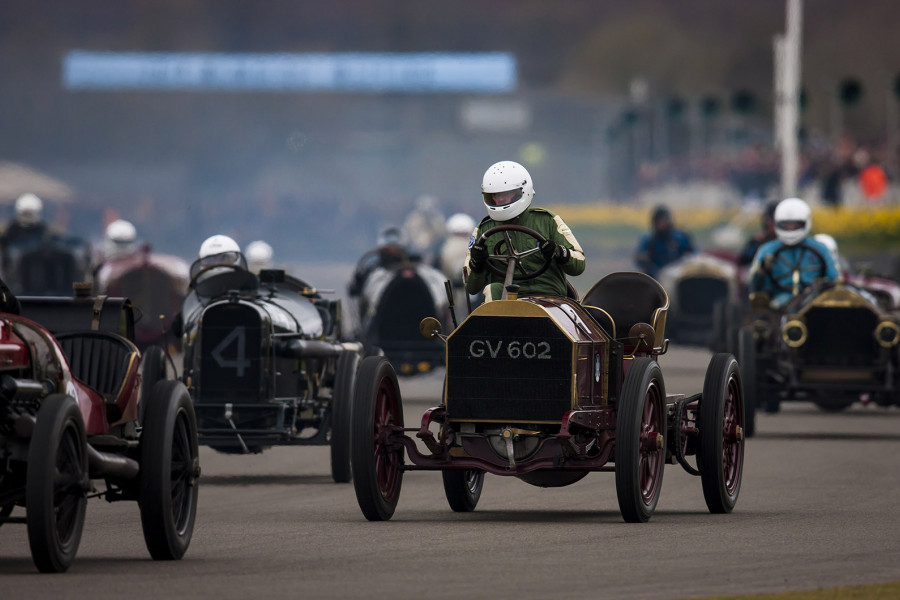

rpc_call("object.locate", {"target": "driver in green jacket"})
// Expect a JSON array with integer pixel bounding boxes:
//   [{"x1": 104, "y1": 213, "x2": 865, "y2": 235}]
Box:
[{"x1": 464, "y1": 161, "x2": 585, "y2": 300}]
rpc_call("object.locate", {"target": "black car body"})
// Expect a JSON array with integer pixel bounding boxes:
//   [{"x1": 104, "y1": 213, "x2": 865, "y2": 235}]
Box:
[{"x1": 179, "y1": 262, "x2": 360, "y2": 482}]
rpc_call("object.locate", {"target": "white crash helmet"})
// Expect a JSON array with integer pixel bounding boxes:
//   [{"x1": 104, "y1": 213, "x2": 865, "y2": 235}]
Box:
[
  {"x1": 774, "y1": 197, "x2": 811, "y2": 246},
  {"x1": 104, "y1": 219, "x2": 137, "y2": 257},
  {"x1": 446, "y1": 213, "x2": 476, "y2": 236},
  {"x1": 195, "y1": 234, "x2": 246, "y2": 273},
  {"x1": 245, "y1": 240, "x2": 274, "y2": 272},
  {"x1": 199, "y1": 234, "x2": 240, "y2": 258},
  {"x1": 813, "y1": 233, "x2": 840, "y2": 266},
  {"x1": 14, "y1": 193, "x2": 43, "y2": 226},
  {"x1": 481, "y1": 161, "x2": 534, "y2": 222}
]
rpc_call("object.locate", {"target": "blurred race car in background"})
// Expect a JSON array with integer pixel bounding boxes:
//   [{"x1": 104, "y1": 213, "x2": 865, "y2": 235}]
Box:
[
  {"x1": 94, "y1": 244, "x2": 190, "y2": 352},
  {"x1": 348, "y1": 247, "x2": 450, "y2": 376},
  {"x1": 657, "y1": 251, "x2": 740, "y2": 347},
  {"x1": 1, "y1": 233, "x2": 92, "y2": 296},
  {"x1": 740, "y1": 274, "x2": 900, "y2": 437}
]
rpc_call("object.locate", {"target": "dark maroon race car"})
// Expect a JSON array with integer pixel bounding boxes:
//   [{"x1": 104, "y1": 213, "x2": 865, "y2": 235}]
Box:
[
  {"x1": 0, "y1": 287, "x2": 198, "y2": 572},
  {"x1": 350, "y1": 224, "x2": 746, "y2": 523},
  {"x1": 94, "y1": 245, "x2": 190, "y2": 352}
]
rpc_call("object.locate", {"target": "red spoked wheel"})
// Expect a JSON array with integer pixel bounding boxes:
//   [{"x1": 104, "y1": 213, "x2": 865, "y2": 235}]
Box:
[
  {"x1": 616, "y1": 357, "x2": 667, "y2": 523},
  {"x1": 698, "y1": 353, "x2": 745, "y2": 513},
  {"x1": 352, "y1": 356, "x2": 405, "y2": 521}
]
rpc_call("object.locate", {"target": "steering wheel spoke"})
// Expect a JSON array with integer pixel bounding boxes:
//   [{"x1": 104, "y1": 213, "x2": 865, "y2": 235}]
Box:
[
  {"x1": 478, "y1": 225, "x2": 552, "y2": 282},
  {"x1": 766, "y1": 243, "x2": 829, "y2": 295}
]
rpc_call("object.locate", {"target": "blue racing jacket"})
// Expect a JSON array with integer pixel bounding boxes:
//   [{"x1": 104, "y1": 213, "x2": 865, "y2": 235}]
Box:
[{"x1": 749, "y1": 237, "x2": 839, "y2": 307}]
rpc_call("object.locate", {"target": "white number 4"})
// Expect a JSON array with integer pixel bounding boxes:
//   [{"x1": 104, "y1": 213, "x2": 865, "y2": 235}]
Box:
[{"x1": 211, "y1": 327, "x2": 251, "y2": 376}]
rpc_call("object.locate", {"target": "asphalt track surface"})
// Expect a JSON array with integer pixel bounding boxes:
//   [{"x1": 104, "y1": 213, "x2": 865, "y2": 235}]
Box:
[{"x1": 3, "y1": 344, "x2": 900, "y2": 599}]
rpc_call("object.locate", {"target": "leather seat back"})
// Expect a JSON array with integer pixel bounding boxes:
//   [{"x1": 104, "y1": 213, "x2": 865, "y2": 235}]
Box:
[
  {"x1": 582, "y1": 272, "x2": 669, "y2": 343},
  {"x1": 55, "y1": 331, "x2": 139, "y2": 402}
]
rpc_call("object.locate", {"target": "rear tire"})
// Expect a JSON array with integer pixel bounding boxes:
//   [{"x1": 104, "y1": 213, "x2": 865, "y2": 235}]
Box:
[
  {"x1": 615, "y1": 358, "x2": 666, "y2": 523},
  {"x1": 351, "y1": 357, "x2": 404, "y2": 521},
  {"x1": 139, "y1": 380, "x2": 199, "y2": 560},
  {"x1": 698, "y1": 354, "x2": 745, "y2": 514},
  {"x1": 330, "y1": 351, "x2": 360, "y2": 483},
  {"x1": 442, "y1": 470, "x2": 484, "y2": 512},
  {"x1": 26, "y1": 394, "x2": 88, "y2": 573}
]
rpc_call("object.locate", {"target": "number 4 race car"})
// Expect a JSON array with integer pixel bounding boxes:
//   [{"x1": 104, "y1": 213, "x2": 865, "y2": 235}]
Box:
[
  {"x1": 350, "y1": 224, "x2": 746, "y2": 523},
  {"x1": 178, "y1": 260, "x2": 362, "y2": 483}
]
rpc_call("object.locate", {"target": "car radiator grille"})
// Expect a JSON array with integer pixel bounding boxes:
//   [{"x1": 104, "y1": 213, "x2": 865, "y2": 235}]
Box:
[
  {"x1": 446, "y1": 316, "x2": 573, "y2": 423},
  {"x1": 800, "y1": 307, "x2": 880, "y2": 366},
  {"x1": 198, "y1": 304, "x2": 264, "y2": 402}
]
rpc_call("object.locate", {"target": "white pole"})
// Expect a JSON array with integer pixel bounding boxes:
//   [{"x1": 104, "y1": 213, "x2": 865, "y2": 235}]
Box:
[{"x1": 780, "y1": 0, "x2": 803, "y2": 198}]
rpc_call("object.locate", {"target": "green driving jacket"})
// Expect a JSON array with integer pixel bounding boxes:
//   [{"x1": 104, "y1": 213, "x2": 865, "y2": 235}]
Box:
[{"x1": 464, "y1": 207, "x2": 586, "y2": 299}]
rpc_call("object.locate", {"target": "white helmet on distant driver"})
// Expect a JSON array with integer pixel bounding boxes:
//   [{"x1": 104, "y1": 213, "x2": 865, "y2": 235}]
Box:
[
  {"x1": 446, "y1": 213, "x2": 476, "y2": 236},
  {"x1": 104, "y1": 219, "x2": 137, "y2": 258},
  {"x1": 774, "y1": 197, "x2": 811, "y2": 246},
  {"x1": 14, "y1": 193, "x2": 43, "y2": 226},
  {"x1": 481, "y1": 161, "x2": 534, "y2": 222},
  {"x1": 813, "y1": 233, "x2": 840, "y2": 266},
  {"x1": 245, "y1": 240, "x2": 274, "y2": 272}
]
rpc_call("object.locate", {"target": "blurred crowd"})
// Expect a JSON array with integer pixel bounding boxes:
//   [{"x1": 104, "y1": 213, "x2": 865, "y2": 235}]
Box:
[{"x1": 634, "y1": 136, "x2": 896, "y2": 207}]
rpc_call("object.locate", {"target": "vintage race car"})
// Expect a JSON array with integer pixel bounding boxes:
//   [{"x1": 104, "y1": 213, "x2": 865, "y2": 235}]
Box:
[
  {"x1": 657, "y1": 252, "x2": 740, "y2": 347},
  {"x1": 94, "y1": 245, "x2": 190, "y2": 352},
  {"x1": 0, "y1": 288, "x2": 198, "y2": 572},
  {"x1": 178, "y1": 258, "x2": 361, "y2": 482},
  {"x1": 350, "y1": 224, "x2": 745, "y2": 523},
  {"x1": 739, "y1": 276, "x2": 900, "y2": 436},
  {"x1": 349, "y1": 250, "x2": 449, "y2": 376},
  {"x1": 2, "y1": 233, "x2": 92, "y2": 296}
]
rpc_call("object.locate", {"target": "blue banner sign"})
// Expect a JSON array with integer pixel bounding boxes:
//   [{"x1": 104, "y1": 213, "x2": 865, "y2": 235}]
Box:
[{"x1": 62, "y1": 51, "x2": 517, "y2": 93}]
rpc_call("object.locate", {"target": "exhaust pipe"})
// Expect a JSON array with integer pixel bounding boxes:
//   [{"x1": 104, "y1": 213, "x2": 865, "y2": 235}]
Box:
[
  {"x1": 275, "y1": 339, "x2": 345, "y2": 359},
  {"x1": 87, "y1": 445, "x2": 140, "y2": 480}
]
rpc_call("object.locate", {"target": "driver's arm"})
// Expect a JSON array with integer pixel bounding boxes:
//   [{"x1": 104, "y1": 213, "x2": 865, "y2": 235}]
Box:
[
  {"x1": 822, "y1": 250, "x2": 839, "y2": 281},
  {"x1": 549, "y1": 214, "x2": 585, "y2": 276},
  {"x1": 464, "y1": 223, "x2": 488, "y2": 295},
  {"x1": 748, "y1": 247, "x2": 771, "y2": 293}
]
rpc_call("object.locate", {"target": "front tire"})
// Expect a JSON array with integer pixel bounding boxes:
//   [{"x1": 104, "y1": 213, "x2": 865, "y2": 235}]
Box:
[
  {"x1": 737, "y1": 327, "x2": 757, "y2": 437},
  {"x1": 442, "y1": 470, "x2": 484, "y2": 512},
  {"x1": 698, "y1": 354, "x2": 745, "y2": 514},
  {"x1": 330, "y1": 351, "x2": 360, "y2": 483},
  {"x1": 139, "y1": 345, "x2": 169, "y2": 424},
  {"x1": 26, "y1": 394, "x2": 88, "y2": 573},
  {"x1": 139, "y1": 380, "x2": 199, "y2": 560},
  {"x1": 351, "y1": 357, "x2": 404, "y2": 521},
  {"x1": 615, "y1": 358, "x2": 666, "y2": 523}
]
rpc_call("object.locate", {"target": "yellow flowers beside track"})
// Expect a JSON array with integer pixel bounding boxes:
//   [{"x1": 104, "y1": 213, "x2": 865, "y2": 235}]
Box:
[{"x1": 548, "y1": 203, "x2": 900, "y2": 250}]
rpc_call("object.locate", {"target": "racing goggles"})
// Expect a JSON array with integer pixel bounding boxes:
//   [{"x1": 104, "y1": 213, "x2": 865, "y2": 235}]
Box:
[
  {"x1": 483, "y1": 188, "x2": 523, "y2": 207},
  {"x1": 776, "y1": 219, "x2": 806, "y2": 231},
  {"x1": 190, "y1": 251, "x2": 247, "y2": 278}
]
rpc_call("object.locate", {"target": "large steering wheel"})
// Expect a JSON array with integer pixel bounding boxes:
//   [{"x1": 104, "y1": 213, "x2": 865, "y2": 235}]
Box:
[
  {"x1": 477, "y1": 224, "x2": 552, "y2": 282},
  {"x1": 764, "y1": 243, "x2": 828, "y2": 294}
]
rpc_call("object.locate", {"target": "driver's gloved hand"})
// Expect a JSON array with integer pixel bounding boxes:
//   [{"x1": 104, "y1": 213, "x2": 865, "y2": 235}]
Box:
[
  {"x1": 540, "y1": 240, "x2": 570, "y2": 264},
  {"x1": 762, "y1": 254, "x2": 776, "y2": 271},
  {"x1": 469, "y1": 243, "x2": 489, "y2": 272}
]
